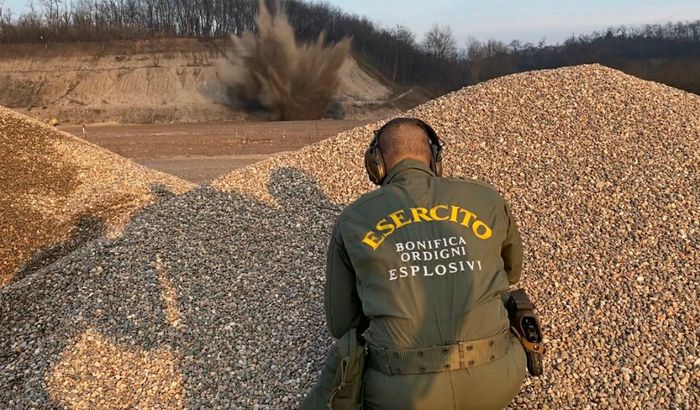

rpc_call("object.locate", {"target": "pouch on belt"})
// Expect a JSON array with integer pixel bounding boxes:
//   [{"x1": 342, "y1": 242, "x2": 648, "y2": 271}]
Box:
[
  {"x1": 507, "y1": 288, "x2": 546, "y2": 376},
  {"x1": 300, "y1": 328, "x2": 366, "y2": 410}
]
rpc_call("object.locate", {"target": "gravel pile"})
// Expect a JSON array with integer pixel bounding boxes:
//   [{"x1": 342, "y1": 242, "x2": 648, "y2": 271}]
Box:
[
  {"x1": 1, "y1": 64, "x2": 698, "y2": 408},
  {"x1": 0, "y1": 106, "x2": 195, "y2": 286}
]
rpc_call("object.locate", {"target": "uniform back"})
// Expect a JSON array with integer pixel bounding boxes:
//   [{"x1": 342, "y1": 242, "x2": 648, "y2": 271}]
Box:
[{"x1": 336, "y1": 167, "x2": 515, "y2": 349}]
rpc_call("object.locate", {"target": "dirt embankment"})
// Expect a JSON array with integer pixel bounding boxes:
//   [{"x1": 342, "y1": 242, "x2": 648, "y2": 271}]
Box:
[{"x1": 0, "y1": 39, "x2": 411, "y2": 124}]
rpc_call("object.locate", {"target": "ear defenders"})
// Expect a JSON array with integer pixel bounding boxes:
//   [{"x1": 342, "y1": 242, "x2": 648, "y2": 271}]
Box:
[{"x1": 364, "y1": 118, "x2": 443, "y2": 185}]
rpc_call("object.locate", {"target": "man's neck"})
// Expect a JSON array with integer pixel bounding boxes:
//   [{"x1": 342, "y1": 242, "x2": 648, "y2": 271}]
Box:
[{"x1": 383, "y1": 159, "x2": 435, "y2": 185}]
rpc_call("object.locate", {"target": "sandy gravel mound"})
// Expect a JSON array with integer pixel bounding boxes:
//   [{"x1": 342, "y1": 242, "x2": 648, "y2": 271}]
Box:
[
  {"x1": 0, "y1": 106, "x2": 195, "y2": 287},
  {"x1": 1, "y1": 65, "x2": 698, "y2": 408}
]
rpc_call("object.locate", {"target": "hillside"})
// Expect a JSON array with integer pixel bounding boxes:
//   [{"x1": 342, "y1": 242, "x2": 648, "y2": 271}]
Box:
[
  {"x1": 1, "y1": 65, "x2": 697, "y2": 408},
  {"x1": 0, "y1": 39, "x2": 409, "y2": 124}
]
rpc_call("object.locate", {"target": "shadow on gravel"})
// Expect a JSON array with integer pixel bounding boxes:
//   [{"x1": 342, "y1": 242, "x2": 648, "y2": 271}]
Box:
[
  {"x1": 13, "y1": 215, "x2": 106, "y2": 284},
  {"x1": 11, "y1": 183, "x2": 176, "y2": 285},
  {"x1": 0, "y1": 167, "x2": 343, "y2": 408}
]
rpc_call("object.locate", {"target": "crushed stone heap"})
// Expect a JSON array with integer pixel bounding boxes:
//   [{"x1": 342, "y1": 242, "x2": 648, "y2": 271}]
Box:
[
  {"x1": 1, "y1": 65, "x2": 699, "y2": 408},
  {"x1": 0, "y1": 106, "x2": 194, "y2": 287}
]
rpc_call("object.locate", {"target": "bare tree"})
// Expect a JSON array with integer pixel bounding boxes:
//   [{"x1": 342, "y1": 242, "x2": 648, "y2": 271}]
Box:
[
  {"x1": 0, "y1": 1, "x2": 8, "y2": 25},
  {"x1": 389, "y1": 25, "x2": 416, "y2": 81},
  {"x1": 422, "y1": 23, "x2": 457, "y2": 60},
  {"x1": 392, "y1": 24, "x2": 416, "y2": 47},
  {"x1": 39, "y1": 0, "x2": 61, "y2": 30}
]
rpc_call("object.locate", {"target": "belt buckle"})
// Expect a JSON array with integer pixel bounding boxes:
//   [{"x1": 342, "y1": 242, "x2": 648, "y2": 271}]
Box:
[{"x1": 458, "y1": 343, "x2": 466, "y2": 369}]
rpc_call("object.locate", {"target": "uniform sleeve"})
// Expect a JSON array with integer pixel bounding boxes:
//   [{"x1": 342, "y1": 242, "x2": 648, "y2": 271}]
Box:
[
  {"x1": 324, "y1": 222, "x2": 367, "y2": 339},
  {"x1": 501, "y1": 200, "x2": 523, "y2": 285}
]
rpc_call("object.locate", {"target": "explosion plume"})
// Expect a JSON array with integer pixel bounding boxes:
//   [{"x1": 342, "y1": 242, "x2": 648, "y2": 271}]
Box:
[{"x1": 218, "y1": 0, "x2": 351, "y2": 121}]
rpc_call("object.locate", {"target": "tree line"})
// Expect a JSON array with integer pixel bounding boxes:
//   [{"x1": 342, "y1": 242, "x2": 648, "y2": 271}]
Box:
[
  {"x1": 1, "y1": 0, "x2": 699, "y2": 94},
  {"x1": 463, "y1": 22, "x2": 700, "y2": 93}
]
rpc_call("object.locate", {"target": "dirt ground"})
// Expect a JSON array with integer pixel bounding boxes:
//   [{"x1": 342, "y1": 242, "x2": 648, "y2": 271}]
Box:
[{"x1": 59, "y1": 120, "x2": 371, "y2": 183}]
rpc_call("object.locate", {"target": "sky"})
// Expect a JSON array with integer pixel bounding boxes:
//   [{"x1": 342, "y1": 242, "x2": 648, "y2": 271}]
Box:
[
  {"x1": 2, "y1": 0, "x2": 699, "y2": 45},
  {"x1": 325, "y1": 0, "x2": 700, "y2": 45}
]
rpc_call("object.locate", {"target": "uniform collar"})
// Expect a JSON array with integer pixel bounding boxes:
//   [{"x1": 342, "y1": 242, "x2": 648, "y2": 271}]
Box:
[{"x1": 383, "y1": 159, "x2": 435, "y2": 185}]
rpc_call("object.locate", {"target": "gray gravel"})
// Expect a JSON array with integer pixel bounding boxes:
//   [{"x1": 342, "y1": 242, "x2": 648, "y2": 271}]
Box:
[{"x1": 2, "y1": 64, "x2": 699, "y2": 408}]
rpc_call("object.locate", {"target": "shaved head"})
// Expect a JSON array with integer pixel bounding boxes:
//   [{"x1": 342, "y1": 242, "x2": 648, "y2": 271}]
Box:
[{"x1": 377, "y1": 118, "x2": 433, "y2": 171}]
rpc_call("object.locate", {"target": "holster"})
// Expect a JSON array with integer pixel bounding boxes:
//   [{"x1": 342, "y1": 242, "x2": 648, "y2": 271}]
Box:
[
  {"x1": 506, "y1": 289, "x2": 545, "y2": 377},
  {"x1": 300, "y1": 328, "x2": 366, "y2": 410}
]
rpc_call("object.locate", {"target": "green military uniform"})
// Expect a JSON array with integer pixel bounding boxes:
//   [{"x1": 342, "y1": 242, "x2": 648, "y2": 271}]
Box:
[{"x1": 319, "y1": 158, "x2": 526, "y2": 410}]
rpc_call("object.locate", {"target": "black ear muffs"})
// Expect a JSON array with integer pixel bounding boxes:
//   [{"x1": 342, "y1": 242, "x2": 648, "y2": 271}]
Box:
[
  {"x1": 364, "y1": 118, "x2": 444, "y2": 185},
  {"x1": 364, "y1": 131, "x2": 386, "y2": 185},
  {"x1": 424, "y1": 121, "x2": 443, "y2": 177}
]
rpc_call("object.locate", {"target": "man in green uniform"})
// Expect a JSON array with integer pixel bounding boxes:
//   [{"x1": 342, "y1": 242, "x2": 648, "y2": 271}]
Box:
[{"x1": 314, "y1": 117, "x2": 526, "y2": 409}]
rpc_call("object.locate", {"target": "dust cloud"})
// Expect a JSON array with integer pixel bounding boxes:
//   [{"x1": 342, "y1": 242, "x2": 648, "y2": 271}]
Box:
[{"x1": 217, "y1": 0, "x2": 351, "y2": 121}]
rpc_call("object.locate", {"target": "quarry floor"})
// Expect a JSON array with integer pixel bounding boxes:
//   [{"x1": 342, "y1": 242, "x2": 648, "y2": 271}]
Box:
[{"x1": 60, "y1": 119, "x2": 370, "y2": 184}]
